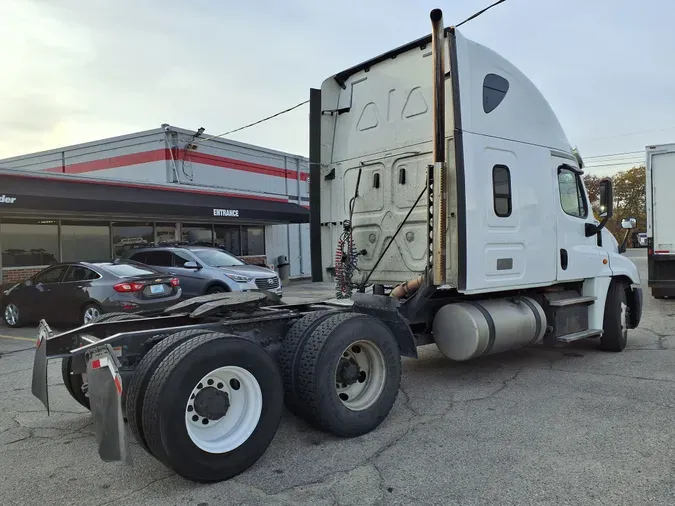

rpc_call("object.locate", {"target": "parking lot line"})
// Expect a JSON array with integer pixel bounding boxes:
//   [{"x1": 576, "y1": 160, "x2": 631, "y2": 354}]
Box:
[{"x1": 0, "y1": 334, "x2": 35, "y2": 342}]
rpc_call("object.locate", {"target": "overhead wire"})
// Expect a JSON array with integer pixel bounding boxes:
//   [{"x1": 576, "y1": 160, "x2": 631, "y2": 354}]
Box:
[
  {"x1": 195, "y1": 100, "x2": 309, "y2": 145},
  {"x1": 455, "y1": 0, "x2": 508, "y2": 28},
  {"x1": 188, "y1": 1, "x2": 509, "y2": 151}
]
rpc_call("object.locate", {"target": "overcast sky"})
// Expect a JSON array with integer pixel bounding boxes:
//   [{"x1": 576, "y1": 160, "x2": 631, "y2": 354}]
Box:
[{"x1": 2, "y1": 0, "x2": 674, "y2": 176}]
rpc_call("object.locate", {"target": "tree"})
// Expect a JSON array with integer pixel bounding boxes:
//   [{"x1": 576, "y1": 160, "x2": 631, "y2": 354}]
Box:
[
  {"x1": 583, "y1": 173, "x2": 603, "y2": 207},
  {"x1": 612, "y1": 165, "x2": 646, "y2": 234},
  {"x1": 582, "y1": 165, "x2": 646, "y2": 241}
]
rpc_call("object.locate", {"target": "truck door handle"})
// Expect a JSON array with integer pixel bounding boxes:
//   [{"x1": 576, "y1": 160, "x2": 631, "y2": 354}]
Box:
[{"x1": 560, "y1": 249, "x2": 568, "y2": 270}]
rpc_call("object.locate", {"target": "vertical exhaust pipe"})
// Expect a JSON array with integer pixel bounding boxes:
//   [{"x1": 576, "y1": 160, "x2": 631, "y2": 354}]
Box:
[{"x1": 430, "y1": 8, "x2": 447, "y2": 285}]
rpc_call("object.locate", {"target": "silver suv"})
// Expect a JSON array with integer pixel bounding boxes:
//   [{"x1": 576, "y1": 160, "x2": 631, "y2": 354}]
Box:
[{"x1": 121, "y1": 246, "x2": 282, "y2": 298}]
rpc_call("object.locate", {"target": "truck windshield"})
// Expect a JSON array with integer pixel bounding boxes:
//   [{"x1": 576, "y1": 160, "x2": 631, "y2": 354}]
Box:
[{"x1": 191, "y1": 249, "x2": 245, "y2": 267}]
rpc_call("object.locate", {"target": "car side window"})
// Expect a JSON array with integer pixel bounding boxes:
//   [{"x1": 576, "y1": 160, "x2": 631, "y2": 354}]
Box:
[
  {"x1": 142, "y1": 250, "x2": 173, "y2": 267},
  {"x1": 34, "y1": 265, "x2": 67, "y2": 284},
  {"x1": 129, "y1": 252, "x2": 147, "y2": 264},
  {"x1": 172, "y1": 251, "x2": 194, "y2": 267},
  {"x1": 64, "y1": 266, "x2": 99, "y2": 282},
  {"x1": 558, "y1": 167, "x2": 588, "y2": 219}
]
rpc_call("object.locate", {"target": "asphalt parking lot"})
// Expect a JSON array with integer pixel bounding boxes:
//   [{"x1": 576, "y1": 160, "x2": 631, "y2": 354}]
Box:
[{"x1": 2, "y1": 251, "x2": 675, "y2": 506}]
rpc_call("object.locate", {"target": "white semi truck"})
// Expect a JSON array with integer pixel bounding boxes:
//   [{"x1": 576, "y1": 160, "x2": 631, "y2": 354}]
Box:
[
  {"x1": 28, "y1": 8, "x2": 642, "y2": 483},
  {"x1": 646, "y1": 143, "x2": 675, "y2": 298}
]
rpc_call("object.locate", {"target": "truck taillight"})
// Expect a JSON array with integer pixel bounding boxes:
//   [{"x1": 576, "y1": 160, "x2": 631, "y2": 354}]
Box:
[
  {"x1": 113, "y1": 282, "x2": 144, "y2": 293},
  {"x1": 170, "y1": 278, "x2": 180, "y2": 287}
]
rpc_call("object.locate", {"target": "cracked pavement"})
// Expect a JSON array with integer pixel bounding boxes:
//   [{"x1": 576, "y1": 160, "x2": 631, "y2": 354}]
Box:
[{"x1": 2, "y1": 250, "x2": 675, "y2": 505}]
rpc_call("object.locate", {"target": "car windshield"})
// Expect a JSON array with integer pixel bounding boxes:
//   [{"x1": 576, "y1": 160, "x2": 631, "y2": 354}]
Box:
[
  {"x1": 97, "y1": 263, "x2": 159, "y2": 277},
  {"x1": 191, "y1": 249, "x2": 245, "y2": 267}
]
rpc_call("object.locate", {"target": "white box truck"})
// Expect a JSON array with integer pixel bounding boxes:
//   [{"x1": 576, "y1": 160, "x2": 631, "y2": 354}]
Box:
[
  {"x1": 646, "y1": 143, "x2": 675, "y2": 298},
  {"x1": 28, "y1": 8, "x2": 644, "y2": 483}
]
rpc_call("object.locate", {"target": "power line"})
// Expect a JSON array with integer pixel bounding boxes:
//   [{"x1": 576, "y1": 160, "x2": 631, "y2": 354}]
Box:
[
  {"x1": 584, "y1": 161, "x2": 645, "y2": 169},
  {"x1": 583, "y1": 150, "x2": 644, "y2": 160},
  {"x1": 455, "y1": 0, "x2": 508, "y2": 28},
  {"x1": 196, "y1": 100, "x2": 309, "y2": 145},
  {"x1": 582, "y1": 125, "x2": 675, "y2": 142}
]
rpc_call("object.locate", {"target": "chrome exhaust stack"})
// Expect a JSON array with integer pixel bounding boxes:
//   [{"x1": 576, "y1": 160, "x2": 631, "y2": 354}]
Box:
[{"x1": 429, "y1": 8, "x2": 448, "y2": 286}]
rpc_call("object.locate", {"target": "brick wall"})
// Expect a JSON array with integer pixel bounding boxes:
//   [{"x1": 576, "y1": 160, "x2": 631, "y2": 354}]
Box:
[
  {"x1": 2, "y1": 266, "x2": 47, "y2": 284},
  {"x1": 240, "y1": 255, "x2": 270, "y2": 267}
]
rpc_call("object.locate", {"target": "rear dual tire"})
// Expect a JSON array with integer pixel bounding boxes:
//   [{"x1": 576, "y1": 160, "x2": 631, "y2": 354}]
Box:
[
  {"x1": 280, "y1": 312, "x2": 402, "y2": 437},
  {"x1": 133, "y1": 331, "x2": 283, "y2": 482},
  {"x1": 61, "y1": 312, "x2": 142, "y2": 410}
]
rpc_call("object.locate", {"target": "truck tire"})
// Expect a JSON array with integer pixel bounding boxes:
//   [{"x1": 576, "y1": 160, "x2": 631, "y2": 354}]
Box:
[
  {"x1": 295, "y1": 312, "x2": 402, "y2": 437},
  {"x1": 600, "y1": 279, "x2": 628, "y2": 352},
  {"x1": 278, "y1": 310, "x2": 336, "y2": 417},
  {"x1": 61, "y1": 312, "x2": 142, "y2": 410},
  {"x1": 141, "y1": 332, "x2": 283, "y2": 482},
  {"x1": 125, "y1": 328, "x2": 214, "y2": 453}
]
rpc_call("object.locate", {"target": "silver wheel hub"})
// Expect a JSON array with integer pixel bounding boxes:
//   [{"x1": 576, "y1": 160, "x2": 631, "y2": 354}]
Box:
[
  {"x1": 334, "y1": 340, "x2": 387, "y2": 412},
  {"x1": 4, "y1": 304, "x2": 18, "y2": 326},
  {"x1": 620, "y1": 301, "x2": 628, "y2": 339},
  {"x1": 84, "y1": 307, "x2": 101, "y2": 324},
  {"x1": 184, "y1": 365, "x2": 263, "y2": 454}
]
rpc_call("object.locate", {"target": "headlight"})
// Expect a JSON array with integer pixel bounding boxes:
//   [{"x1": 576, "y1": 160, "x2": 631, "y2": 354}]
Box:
[{"x1": 225, "y1": 273, "x2": 253, "y2": 283}]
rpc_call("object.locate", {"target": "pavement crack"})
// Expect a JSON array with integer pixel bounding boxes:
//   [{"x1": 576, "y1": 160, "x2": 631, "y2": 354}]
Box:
[
  {"x1": 547, "y1": 367, "x2": 675, "y2": 385},
  {"x1": 0, "y1": 347, "x2": 34, "y2": 358},
  {"x1": 458, "y1": 367, "x2": 524, "y2": 403},
  {"x1": 95, "y1": 473, "x2": 175, "y2": 505},
  {"x1": 398, "y1": 386, "x2": 419, "y2": 415}
]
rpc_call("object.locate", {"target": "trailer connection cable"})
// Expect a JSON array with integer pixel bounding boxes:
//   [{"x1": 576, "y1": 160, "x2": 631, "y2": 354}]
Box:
[{"x1": 334, "y1": 169, "x2": 364, "y2": 299}]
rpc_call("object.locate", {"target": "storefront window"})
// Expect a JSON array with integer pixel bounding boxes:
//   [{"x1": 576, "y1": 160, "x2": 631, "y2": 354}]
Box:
[
  {"x1": 112, "y1": 222, "x2": 154, "y2": 257},
  {"x1": 62, "y1": 221, "x2": 112, "y2": 262},
  {"x1": 241, "y1": 226, "x2": 265, "y2": 256},
  {"x1": 215, "y1": 225, "x2": 241, "y2": 256},
  {"x1": 182, "y1": 224, "x2": 214, "y2": 245},
  {"x1": 0, "y1": 220, "x2": 59, "y2": 267},
  {"x1": 155, "y1": 223, "x2": 177, "y2": 244}
]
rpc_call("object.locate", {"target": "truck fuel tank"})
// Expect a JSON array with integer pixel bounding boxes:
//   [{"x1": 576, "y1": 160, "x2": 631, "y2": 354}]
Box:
[{"x1": 432, "y1": 297, "x2": 546, "y2": 361}]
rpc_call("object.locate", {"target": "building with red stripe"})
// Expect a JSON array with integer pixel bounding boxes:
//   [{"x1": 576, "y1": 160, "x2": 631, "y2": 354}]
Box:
[{"x1": 0, "y1": 124, "x2": 310, "y2": 285}]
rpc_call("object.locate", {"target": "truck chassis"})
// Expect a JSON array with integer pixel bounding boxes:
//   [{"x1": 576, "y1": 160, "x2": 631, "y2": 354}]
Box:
[{"x1": 31, "y1": 290, "x2": 415, "y2": 482}]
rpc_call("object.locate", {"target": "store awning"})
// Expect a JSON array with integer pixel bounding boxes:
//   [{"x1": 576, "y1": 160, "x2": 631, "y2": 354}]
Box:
[{"x1": 0, "y1": 172, "x2": 309, "y2": 224}]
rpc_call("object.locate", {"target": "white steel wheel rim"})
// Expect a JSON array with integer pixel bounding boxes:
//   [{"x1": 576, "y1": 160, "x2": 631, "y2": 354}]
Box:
[
  {"x1": 4, "y1": 304, "x2": 18, "y2": 326},
  {"x1": 185, "y1": 365, "x2": 263, "y2": 454},
  {"x1": 83, "y1": 307, "x2": 100, "y2": 324},
  {"x1": 334, "y1": 340, "x2": 387, "y2": 411},
  {"x1": 620, "y1": 301, "x2": 628, "y2": 340}
]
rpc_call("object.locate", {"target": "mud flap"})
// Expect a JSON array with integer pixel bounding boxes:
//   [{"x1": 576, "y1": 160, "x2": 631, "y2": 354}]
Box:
[
  {"x1": 31, "y1": 320, "x2": 52, "y2": 414},
  {"x1": 86, "y1": 345, "x2": 132, "y2": 465}
]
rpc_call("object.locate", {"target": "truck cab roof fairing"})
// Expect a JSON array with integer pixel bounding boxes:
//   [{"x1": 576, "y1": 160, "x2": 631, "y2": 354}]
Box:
[{"x1": 453, "y1": 30, "x2": 572, "y2": 154}]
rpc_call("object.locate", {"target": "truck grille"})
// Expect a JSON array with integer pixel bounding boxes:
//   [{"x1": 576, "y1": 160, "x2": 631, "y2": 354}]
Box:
[{"x1": 255, "y1": 277, "x2": 280, "y2": 290}]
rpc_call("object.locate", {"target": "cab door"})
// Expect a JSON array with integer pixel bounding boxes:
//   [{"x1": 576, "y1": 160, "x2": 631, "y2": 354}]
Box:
[{"x1": 554, "y1": 160, "x2": 604, "y2": 281}]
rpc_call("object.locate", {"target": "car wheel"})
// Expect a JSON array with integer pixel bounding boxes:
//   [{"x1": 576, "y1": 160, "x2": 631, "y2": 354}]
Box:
[
  {"x1": 3, "y1": 302, "x2": 22, "y2": 328},
  {"x1": 207, "y1": 286, "x2": 228, "y2": 295},
  {"x1": 82, "y1": 304, "x2": 102, "y2": 325}
]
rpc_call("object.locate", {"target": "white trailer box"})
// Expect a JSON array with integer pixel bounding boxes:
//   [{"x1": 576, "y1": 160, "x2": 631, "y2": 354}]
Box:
[{"x1": 646, "y1": 143, "x2": 675, "y2": 297}]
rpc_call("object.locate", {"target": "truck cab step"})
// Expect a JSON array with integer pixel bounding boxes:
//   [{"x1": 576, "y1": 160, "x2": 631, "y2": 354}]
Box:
[
  {"x1": 556, "y1": 329, "x2": 603, "y2": 343},
  {"x1": 549, "y1": 296, "x2": 597, "y2": 307}
]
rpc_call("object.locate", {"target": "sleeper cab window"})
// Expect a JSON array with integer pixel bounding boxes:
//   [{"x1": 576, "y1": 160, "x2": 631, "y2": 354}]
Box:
[
  {"x1": 492, "y1": 165, "x2": 512, "y2": 217},
  {"x1": 557, "y1": 166, "x2": 588, "y2": 219},
  {"x1": 483, "y1": 73, "x2": 509, "y2": 113}
]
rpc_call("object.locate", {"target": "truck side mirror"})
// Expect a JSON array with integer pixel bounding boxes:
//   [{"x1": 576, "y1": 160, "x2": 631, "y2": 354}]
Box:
[
  {"x1": 598, "y1": 178, "x2": 613, "y2": 218},
  {"x1": 586, "y1": 178, "x2": 614, "y2": 237},
  {"x1": 617, "y1": 217, "x2": 637, "y2": 254},
  {"x1": 621, "y1": 218, "x2": 637, "y2": 229}
]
